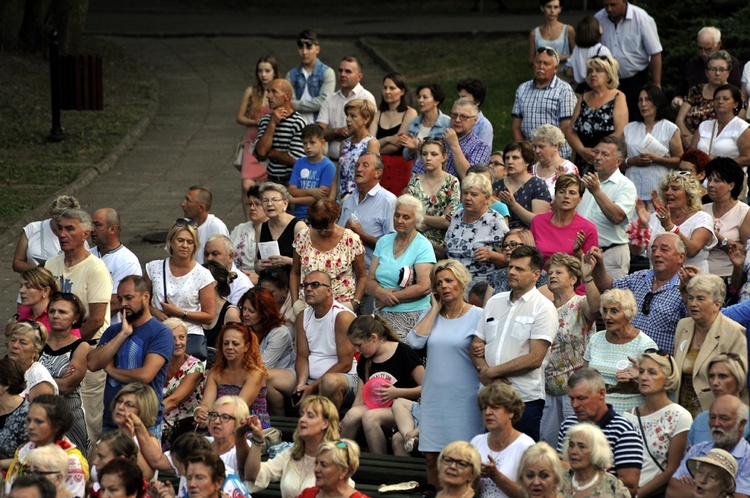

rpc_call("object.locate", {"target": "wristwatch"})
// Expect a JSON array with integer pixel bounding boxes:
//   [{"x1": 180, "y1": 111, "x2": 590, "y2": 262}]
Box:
[{"x1": 721, "y1": 238, "x2": 729, "y2": 247}]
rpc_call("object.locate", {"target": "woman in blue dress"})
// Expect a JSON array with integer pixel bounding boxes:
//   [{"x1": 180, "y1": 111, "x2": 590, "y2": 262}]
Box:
[{"x1": 406, "y1": 259, "x2": 484, "y2": 489}]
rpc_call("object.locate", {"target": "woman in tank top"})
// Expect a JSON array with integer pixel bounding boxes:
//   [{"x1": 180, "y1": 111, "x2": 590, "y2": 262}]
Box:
[{"x1": 528, "y1": 0, "x2": 575, "y2": 70}]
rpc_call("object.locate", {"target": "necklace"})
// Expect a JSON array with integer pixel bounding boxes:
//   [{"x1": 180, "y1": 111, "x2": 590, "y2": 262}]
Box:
[
  {"x1": 443, "y1": 302, "x2": 466, "y2": 320},
  {"x1": 437, "y1": 488, "x2": 472, "y2": 498},
  {"x1": 571, "y1": 471, "x2": 599, "y2": 492}
]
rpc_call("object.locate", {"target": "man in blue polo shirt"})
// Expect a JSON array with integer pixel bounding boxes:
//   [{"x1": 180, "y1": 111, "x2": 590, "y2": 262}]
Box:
[{"x1": 557, "y1": 368, "x2": 643, "y2": 497}]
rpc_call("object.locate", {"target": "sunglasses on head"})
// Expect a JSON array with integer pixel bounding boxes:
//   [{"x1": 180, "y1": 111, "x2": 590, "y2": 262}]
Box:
[
  {"x1": 537, "y1": 47, "x2": 556, "y2": 57},
  {"x1": 297, "y1": 40, "x2": 315, "y2": 49},
  {"x1": 174, "y1": 218, "x2": 198, "y2": 229},
  {"x1": 643, "y1": 348, "x2": 676, "y2": 375},
  {"x1": 335, "y1": 440, "x2": 351, "y2": 467}
]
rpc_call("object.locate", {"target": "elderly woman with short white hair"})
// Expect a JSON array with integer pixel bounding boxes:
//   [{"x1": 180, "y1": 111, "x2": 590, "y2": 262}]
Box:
[
  {"x1": 673, "y1": 273, "x2": 747, "y2": 417},
  {"x1": 445, "y1": 173, "x2": 509, "y2": 288},
  {"x1": 561, "y1": 423, "x2": 630, "y2": 498},
  {"x1": 254, "y1": 182, "x2": 306, "y2": 272},
  {"x1": 367, "y1": 194, "x2": 436, "y2": 339},
  {"x1": 583, "y1": 289, "x2": 657, "y2": 414},
  {"x1": 26, "y1": 444, "x2": 75, "y2": 498},
  {"x1": 531, "y1": 124, "x2": 579, "y2": 199}
]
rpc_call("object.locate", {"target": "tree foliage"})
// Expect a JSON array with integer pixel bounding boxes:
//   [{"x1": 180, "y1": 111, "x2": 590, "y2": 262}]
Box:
[{"x1": 1, "y1": 0, "x2": 89, "y2": 54}]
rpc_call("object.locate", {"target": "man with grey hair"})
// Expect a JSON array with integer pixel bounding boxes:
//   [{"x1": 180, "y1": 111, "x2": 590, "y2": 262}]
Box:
[
  {"x1": 45, "y1": 207, "x2": 113, "y2": 445},
  {"x1": 667, "y1": 395, "x2": 750, "y2": 498},
  {"x1": 441, "y1": 97, "x2": 490, "y2": 180},
  {"x1": 204, "y1": 234, "x2": 253, "y2": 306},
  {"x1": 512, "y1": 47, "x2": 576, "y2": 159},
  {"x1": 672, "y1": 26, "x2": 742, "y2": 108},
  {"x1": 90, "y1": 208, "x2": 142, "y2": 325},
  {"x1": 587, "y1": 231, "x2": 687, "y2": 353},
  {"x1": 577, "y1": 136, "x2": 637, "y2": 278},
  {"x1": 557, "y1": 368, "x2": 643, "y2": 496},
  {"x1": 338, "y1": 152, "x2": 396, "y2": 275},
  {"x1": 181, "y1": 186, "x2": 229, "y2": 264}
]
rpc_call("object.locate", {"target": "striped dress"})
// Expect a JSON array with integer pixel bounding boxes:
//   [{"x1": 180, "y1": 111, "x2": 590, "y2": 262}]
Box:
[{"x1": 39, "y1": 339, "x2": 90, "y2": 454}]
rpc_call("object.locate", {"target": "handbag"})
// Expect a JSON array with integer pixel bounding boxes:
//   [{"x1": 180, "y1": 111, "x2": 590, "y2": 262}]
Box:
[{"x1": 233, "y1": 140, "x2": 244, "y2": 171}]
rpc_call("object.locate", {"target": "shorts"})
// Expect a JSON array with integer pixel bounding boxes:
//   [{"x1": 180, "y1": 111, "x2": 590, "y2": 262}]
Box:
[{"x1": 410, "y1": 401, "x2": 421, "y2": 428}]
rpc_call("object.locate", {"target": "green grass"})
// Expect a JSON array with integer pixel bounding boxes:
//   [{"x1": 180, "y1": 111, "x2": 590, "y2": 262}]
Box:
[
  {"x1": 366, "y1": 35, "x2": 529, "y2": 152},
  {"x1": 0, "y1": 36, "x2": 155, "y2": 229}
]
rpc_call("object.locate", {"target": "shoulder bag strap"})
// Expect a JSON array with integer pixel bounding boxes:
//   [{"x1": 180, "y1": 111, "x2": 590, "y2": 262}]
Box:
[
  {"x1": 635, "y1": 407, "x2": 665, "y2": 472},
  {"x1": 162, "y1": 259, "x2": 168, "y2": 301}
]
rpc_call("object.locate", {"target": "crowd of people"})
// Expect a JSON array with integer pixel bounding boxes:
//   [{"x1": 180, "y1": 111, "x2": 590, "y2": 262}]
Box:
[{"x1": 5, "y1": 2, "x2": 750, "y2": 498}]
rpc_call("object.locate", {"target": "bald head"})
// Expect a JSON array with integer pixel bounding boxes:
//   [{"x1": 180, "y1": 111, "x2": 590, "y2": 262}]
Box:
[
  {"x1": 268, "y1": 79, "x2": 294, "y2": 110},
  {"x1": 91, "y1": 208, "x2": 121, "y2": 249}
]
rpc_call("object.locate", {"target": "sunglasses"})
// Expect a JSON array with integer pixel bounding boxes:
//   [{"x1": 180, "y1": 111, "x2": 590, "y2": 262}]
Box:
[
  {"x1": 537, "y1": 47, "x2": 556, "y2": 57},
  {"x1": 335, "y1": 440, "x2": 351, "y2": 467},
  {"x1": 641, "y1": 292, "x2": 654, "y2": 315},
  {"x1": 174, "y1": 218, "x2": 198, "y2": 229},
  {"x1": 303, "y1": 281, "x2": 330, "y2": 290},
  {"x1": 643, "y1": 348, "x2": 676, "y2": 375},
  {"x1": 297, "y1": 40, "x2": 315, "y2": 49}
]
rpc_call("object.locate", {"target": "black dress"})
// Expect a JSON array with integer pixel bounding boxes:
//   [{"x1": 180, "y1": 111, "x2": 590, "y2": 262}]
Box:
[{"x1": 257, "y1": 217, "x2": 301, "y2": 273}]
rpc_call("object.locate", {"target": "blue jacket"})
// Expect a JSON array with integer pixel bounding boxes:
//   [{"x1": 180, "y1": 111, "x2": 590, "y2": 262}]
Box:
[
  {"x1": 402, "y1": 110, "x2": 452, "y2": 160},
  {"x1": 286, "y1": 60, "x2": 335, "y2": 120}
]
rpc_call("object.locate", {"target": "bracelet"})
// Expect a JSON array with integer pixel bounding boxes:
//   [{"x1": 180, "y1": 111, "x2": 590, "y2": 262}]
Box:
[
  {"x1": 251, "y1": 438, "x2": 264, "y2": 446},
  {"x1": 182, "y1": 310, "x2": 188, "y2": 319},
  {"x1": 669, "y1": 225, "x2": 680, "y2": 234},
  {"x1": 351, "y1": 298, "x2": 361, "y2": 306},
  {"x1": 584, "y1": 278, "x2": 594, "y2": 284}
]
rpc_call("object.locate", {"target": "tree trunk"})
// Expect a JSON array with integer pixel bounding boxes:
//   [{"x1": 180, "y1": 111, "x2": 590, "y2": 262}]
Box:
[
  {"x1": 49, "y1": 0, "x2": 89, "y2": 54},
  {"x1": 19, "y1": 0, "x2": 52, "y2": 53}
]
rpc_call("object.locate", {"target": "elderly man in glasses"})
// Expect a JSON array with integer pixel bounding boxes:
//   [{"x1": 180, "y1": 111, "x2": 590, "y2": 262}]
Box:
[
  {"x1": 45, "y1": 207, "x2": 113, "y2": 444},
  {"x1": 511, "y1": 46, "x2": 576, "y2": 160},
  {"x1": 180, "y1": 186, "x2": 229, "y2": 264},
  {"x1": 434, "y1": 97, "x2": 490, "y2": 181},
  {"x1": 288, "y1": 270, "x2": 357, "y2": 412},
  {"x1": 587, "y1": 231, "x2": 688, "y2": 354},
  {"x1": 286, "y1": 29, "x2": 335, "y2": 125}
]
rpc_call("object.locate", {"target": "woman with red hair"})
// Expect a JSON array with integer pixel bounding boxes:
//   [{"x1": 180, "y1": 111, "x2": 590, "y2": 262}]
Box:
[
  {"x1": 194, "y1": 323, "x2": 270, "y2": 429},
  {"x1": 240, "y1": 288, "x2": 296, "y2": 416},
  {"x1": 680, "y1": 149, "x2": 712, "y2": 201}
]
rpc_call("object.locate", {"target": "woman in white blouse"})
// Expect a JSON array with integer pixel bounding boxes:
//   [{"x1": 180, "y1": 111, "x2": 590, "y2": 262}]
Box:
[
  {"x1": 691, "y1": 84, "x2": 750, "y2": 168},
  {"x1": 624, "y1": 85, "x2": 684, "y2": 204}
]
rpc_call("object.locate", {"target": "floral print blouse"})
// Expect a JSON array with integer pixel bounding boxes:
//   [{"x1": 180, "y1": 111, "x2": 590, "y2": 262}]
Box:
[
  {"x1": 162, "y1": 355, "x2": 205, "y2": 447},
  {"x1": 545, "y1": 295, "x2": 594, "y2": 396},
  {"x1": 406, "y1": 173, "x2": 461, "y2": 246},
  {"x1": 292, "y1": 227, "x2": 364, "y2": 303}
]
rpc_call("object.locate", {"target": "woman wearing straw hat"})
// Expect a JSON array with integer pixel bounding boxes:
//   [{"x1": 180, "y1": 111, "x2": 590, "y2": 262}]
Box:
[{"x1": 687, "y1": 448, "x2": 738, "y2": 498}]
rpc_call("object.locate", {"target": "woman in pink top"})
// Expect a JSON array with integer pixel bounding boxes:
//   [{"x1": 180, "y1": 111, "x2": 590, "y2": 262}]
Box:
[{"x1": 530, "y1": 174, "x2": 598, "y2": 264}]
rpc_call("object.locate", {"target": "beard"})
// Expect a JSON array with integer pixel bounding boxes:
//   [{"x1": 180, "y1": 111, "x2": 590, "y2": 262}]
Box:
[{"x1": 124, "y1": 305, "x2": 145, "y2": 323}]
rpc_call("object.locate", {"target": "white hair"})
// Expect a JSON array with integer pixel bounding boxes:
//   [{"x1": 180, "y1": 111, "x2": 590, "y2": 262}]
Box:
[{"x1": 698, "y1": 26, "x2": 721, "y2": 45}]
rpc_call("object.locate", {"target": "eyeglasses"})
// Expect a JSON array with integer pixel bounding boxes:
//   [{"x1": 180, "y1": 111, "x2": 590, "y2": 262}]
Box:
[
  {"x1": 208, "y1": 412, "x2": 236, "y2": 423},
  {"x1": 302, "y1": 281, "x2": 330, "y2": 290},
  {"x1": 490, "y1": 160, "x2": 505, "y2": 167},
  {"x1": 174, "y1": 218, "x2": 198, "y2": 229},
  {"x1": 501, "y1": 241, "x2": 524, "y2": 250},
  {"x1": 641, "y1": 292, "x2": 654, "y2": 315},
  {"x1": 441, "y1": 456, "x2": 470, "y2": 470},
  {"x1": 450, "y1": 113, "x2": 477, "y2": 121},
  {"x1": 261, "y1": 198, "x2": 284, "y2": 204},
  {"x1": 706, "y1": 67, "x2": 729, "y2": 73},
  {"x1": 244, "y1": 200, "x2": 263, "y2": 208},
  {"x1": 297, "y1": 40, "x2": 315, "y2": 49}
]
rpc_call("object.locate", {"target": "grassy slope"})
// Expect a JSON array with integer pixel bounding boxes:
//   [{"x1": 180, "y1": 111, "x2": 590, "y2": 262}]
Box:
[
  {"x1": 0, "y1": 36, "x2": 155, "y2": 229},
  {"x1": 366, "y1": 35, "x2": 530, "y2": 151}
]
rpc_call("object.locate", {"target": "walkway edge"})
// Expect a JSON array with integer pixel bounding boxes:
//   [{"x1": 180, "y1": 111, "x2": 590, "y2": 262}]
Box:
[
  {"x1": 0, "y1": 78, "x2": 160, "y2": 251},
  {"x1": 357, "y1": 38, "x2": 398, "y2": 75}
]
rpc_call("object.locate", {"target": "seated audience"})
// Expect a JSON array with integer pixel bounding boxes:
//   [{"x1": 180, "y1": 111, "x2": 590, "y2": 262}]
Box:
[
  {"x1": 687, "y1": 448, "x2": 739, "y2": 498},
  {"x1": 517, "y1": 442, "x2": 564, "y2": 498},
  {"x1": 89, "y1": 429, "x2": 141, "y2": 490},
  {"x1": 8, "y1": 321, "x2": 57, "y2": 400},
  {"x1": 26, "y1": 445, "x2": 76, "y2": 498},
  {"x1": 258, "y1": 267, "x2": 296, "y2": 338},
  {"x1": 230, "y1": 185, "x2": 267, "y2": 281},
  {"x1": 298, "y1": 440, "x2": 364, "y2": 498},
  {"x1": 254, "y1": 183, "x2": 306, "y2": 273},
  {"x1": 97, "y1": 458, "x2": 144, "y2": 498},
  {"x1": 184, "y1": 451, "x2": 226, "y2": 498},
  {"x1": 202, "y1": 260, "x2": 241, "y2": 352},
  {"x1": 436, "y1": 441, "x2": 481, "y2": 496}
]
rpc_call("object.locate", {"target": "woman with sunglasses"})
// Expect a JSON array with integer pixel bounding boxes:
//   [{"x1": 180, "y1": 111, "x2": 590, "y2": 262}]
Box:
[
  {"x1": 7, "y1": 321, "x2": 58, "y2": 401},
  {"x1": 145, "y1": 219, "x2": 215, "y2": 360},
  {"x1": 290, "y1": 198, "x2": 366, "y2": 315},
  {"x1": 38, "y1": 292, "x2": 90, "y2": 453},
  {"x1": 195, "y1": 323, "x2": 270, "y2": 430},
  {"x1": 622, "y1": 350, "x2": 692, "y2": 498},
  {"x1": 255, "y1": 183, "x2": 306, "y2": 273},
  {"x1": 7, "y1": 267, "x2": 81, "y2": 340},
  {"x1": 567, "y1": 55, "x2": 627, "y2": 175},
  {"x1": 673, "y1": 273, "x2": 747, "y2": 417},
  {"x1": 686, "y1": 353, "x2": 750, "y2": 446}
]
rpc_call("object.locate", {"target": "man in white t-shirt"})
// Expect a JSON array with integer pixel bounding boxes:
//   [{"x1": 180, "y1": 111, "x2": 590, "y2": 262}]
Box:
[
  {"x1": 90, "y1": 208, "x2": 142, "y2": 325},
  {"x1": 181, "y1": 186, "x2": 229, "y2": 264},
  {"x1": 204, "y1": 234, "x2": 253, "y2": 306},
  {"x1": 471, "y1": 245, "x2": 557, "y2": 442},
  {"x1": 293, "y1": 271, "x2": 357, "y2": 411}
]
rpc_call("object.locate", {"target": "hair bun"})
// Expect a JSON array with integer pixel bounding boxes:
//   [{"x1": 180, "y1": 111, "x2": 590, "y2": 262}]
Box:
[{"x1": 227, "y1": 271, "x2": 238, "y2": 285}]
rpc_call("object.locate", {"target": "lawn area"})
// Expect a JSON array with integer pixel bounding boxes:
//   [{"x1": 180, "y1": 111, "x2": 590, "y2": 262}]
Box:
[
  {"x1": 366, "y1": 35, "x2": 530, "y2": 152},
  {"x1": 0, "y1": 36, "x2": 155, "y2": 231}
]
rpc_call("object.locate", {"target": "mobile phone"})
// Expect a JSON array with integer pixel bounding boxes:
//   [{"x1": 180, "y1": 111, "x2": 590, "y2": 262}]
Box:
[
  {"x1": 291, "y1": 391, "x2": 304, "y2": 406},
  {"x1": 350, "y1": 213, "x2": 359, "y2": 224}
]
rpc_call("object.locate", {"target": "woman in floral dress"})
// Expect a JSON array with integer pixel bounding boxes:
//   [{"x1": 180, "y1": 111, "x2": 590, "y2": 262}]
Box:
[
  {"x1": 161, "y1": 318, "x2": 205, "y2": 450},
  {"x1": 406, "y1": 138, "x2": 460, "y2": 251},
  {"x1": 290, "y1": 198, "x2": 366, "y2": 313}
]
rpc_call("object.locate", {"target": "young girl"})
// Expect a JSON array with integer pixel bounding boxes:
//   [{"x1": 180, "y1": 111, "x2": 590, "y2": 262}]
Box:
[
  {"x1": 567, "y1": 16, "x2": 612, "y2": 90},
  {"x1": 528, "y1": 0, "x2": 576, "y2": 70},
  {"x1": 236, "y1": 55, "x2": 278, "y2": 220},
  {"x1": 340, "y1": 315, "x2": 423, "y2": 454}
]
